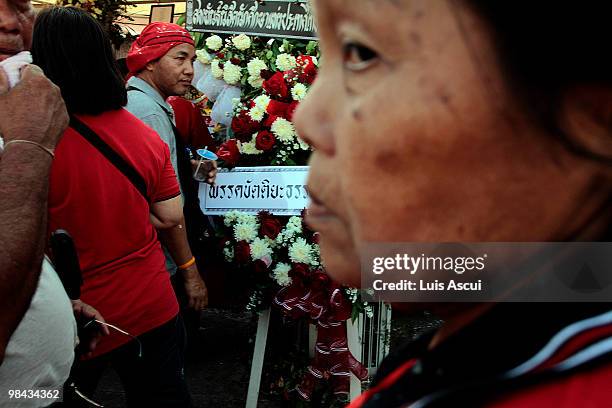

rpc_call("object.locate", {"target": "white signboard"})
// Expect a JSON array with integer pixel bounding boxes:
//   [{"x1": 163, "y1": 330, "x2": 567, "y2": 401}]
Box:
[{"x1": 199, "y1": 166, "x2": 309, "y2": 215}]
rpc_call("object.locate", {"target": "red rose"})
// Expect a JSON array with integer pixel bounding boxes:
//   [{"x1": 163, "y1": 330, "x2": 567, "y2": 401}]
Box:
[
  {"x1": 259, "y1": 215, "x2": 282, "y2": 239},
  {"x1": 286, "y1": 101, "x2": 299, "y2": 121},
  {"x1": 230, "y1": 57, "x2": 241, "y2": 64},
  {"x1": 231, "y1": 111, "x2": 260, "y2": 141},
  {"x1": 216, "y1": 139, "x2": 241, "y2": 166},
  {"x1": 254, "y1": 259, "x2": 268, "y2": 274},
  {"x1": 234, "y1": 241, "x2": 251, "y2": 264},
  {"x1": 260, "y1": 69, "x2": 274, "y2": 80},
  {"x1": 217, "y1": 52, "x2": 225, "y2": 59},
  {"x1": 255, "y1": 130, "x2": 276, "y2": 151},
  {"x1": 290, "y1": 263, "x2": 310, "y2": 279},
  {"x1": 263, "y1": 114, "x2": 279, "y2": 128},
  {"x1": 266, "y1": 100, "x2": 291, "y2": 119},
  {"x1": 263, "y1": 72, "x2": 289, "y2": 99}
]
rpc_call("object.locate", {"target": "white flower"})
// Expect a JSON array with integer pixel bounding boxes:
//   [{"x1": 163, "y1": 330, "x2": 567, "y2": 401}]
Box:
[
  {"x1": 224, "y1": 210, "x2": 241, "y2": 226},
  {"x1": 276, "y1": 53, "x2": 297, "y2": 71},
  {"x1": 248, "y1": 76, "x2": 264, "y2": 89},
  {"x1": 236, "y1": 213, "x2": 257, "y2": 225},
  {"x1": 234, "y1": 222, "x2": 259, "y2": 243},
  {"x1": 240, "y1": 140, "x2": 263, "y2": 155},
  {"x1": 206, "y1": 35, "x2": 223, "y2": 51},
  {"x1": 232, "y1": 34, "x2": 251, "y2": 51},
  {"x1": 270, "y1": 118, "x2": 296, "y2": 143},
  {"x1": 286, "y1": 216, "x2": 303, "y2": 234},
  {"x1": 247, "y1": 58, "x2": 267, "y2": 77},
  {"x1": 288, "y1": 238, "x2": 313, "y2": 265},
  {"x1": 273, "y1": 263, "x2": 292, "y2": 287},
  {"x1": 253, "y1": 94, "x2": 271, "y2": 110},
  {"x1": 249, "y1": 106, "x2": 265, "y2": 122},
  {"x1": 298, "y1": 137, "x2": 310, "y2": 150},
  {"x1": 250, "y1": 237, "x2": 272, "y2": 260},
  {"x1": 196, "y1": 49, "x2": 212, "y2": 64},
  {"x1": 223, "y1": 247, "x2": 234, "y2": 262},
  {"x1": 291, "y1": 83, "x2": 307, "y2": 101},
  {"x1": 223, "y1": 61, "x2": 242, "y2": 85},
  {"x1": 211, "y1": 59, "x2": 223, "y2": 79}
]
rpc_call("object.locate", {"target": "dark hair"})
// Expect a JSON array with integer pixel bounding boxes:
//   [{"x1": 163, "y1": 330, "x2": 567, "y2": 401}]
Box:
[
  {"x1": 469, "y1": 1, "x2": 612, "y2": 163},
  {"x1": 31, "y1": 7, "x2": 127, "y2": 115}
]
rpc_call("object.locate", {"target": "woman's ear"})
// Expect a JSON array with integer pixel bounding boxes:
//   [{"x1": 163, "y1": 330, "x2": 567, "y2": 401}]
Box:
[{"x1": 557, "y1": 84, "x2": 612, "y2": 162}]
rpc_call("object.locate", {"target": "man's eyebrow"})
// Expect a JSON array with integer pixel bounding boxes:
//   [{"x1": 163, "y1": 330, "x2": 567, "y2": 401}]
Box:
[{"x1": 175, "y1": 51, "x2": 189, "y2": 57}]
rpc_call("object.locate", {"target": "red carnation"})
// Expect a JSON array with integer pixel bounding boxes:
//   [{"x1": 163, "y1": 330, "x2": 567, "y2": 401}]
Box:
[
  {"x1": 216, "y1": 139, "x2": 241, "y2": 166},
  {"x1": 263, "y1": 72, "x2": 289, "y2": 99},
  {"x1": 259, "y1": 215, "x2": 282, "y2": 239},
  {"x1": 235, "y1": 241, "x2": 251, "y2": 264},
  {"x1": 267, "y1": 100, "x2": 291, "y2": 119},
  {"x1": 297, "y1": 55, "x2": 317, "y2": 85},
  {"x1": 231, "y1": 111, "x2": 260, "y2": 141}
]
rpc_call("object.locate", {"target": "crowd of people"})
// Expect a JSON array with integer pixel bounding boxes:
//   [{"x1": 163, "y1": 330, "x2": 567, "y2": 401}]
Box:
[{"x1": 0, "y1": 0, "x2": 611, "y2": 407}]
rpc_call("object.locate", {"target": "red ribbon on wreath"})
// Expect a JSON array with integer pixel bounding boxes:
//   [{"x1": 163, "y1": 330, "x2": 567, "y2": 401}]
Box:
[{"x1": 274, "y1": 271, "x2": 368, "y2": 400}]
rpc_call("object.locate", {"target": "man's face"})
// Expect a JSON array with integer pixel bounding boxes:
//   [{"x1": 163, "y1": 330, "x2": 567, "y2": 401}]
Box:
[
  {"x1": 0, "y1": 0, "x2": 34, "y2": 62},
  {"x1": 148, "y1": 43, "x2": 195, "y2": 99}
]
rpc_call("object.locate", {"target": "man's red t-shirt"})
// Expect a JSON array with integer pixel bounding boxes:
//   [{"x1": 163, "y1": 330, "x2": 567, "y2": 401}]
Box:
[{"x1": 48, "y1": 109, "x2": 180, "y2": 358}]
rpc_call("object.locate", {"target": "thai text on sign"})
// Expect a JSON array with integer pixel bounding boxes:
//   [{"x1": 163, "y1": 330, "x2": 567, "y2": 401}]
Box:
[
  {"x1": 199, "y1": 166, "x2": 309, "y2": 215},
  {"x1": 186, "y1": 0, "x2": 317, "y2": 40}
]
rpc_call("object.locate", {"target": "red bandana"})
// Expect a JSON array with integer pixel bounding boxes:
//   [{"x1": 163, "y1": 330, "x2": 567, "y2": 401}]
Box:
[{"x1": 127, "y1": 22, "x2": 194, "y2": 74}]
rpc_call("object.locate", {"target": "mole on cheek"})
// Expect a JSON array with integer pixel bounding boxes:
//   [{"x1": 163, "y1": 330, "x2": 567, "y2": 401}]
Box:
[{"x1": 352, "y1": 108, "x2": 363, "y2": 121}]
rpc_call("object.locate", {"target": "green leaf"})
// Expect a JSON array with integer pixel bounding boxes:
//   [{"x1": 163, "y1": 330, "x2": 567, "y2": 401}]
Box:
[{"x1": 306, "y1": 41, "x2": 318, "y2": 55}]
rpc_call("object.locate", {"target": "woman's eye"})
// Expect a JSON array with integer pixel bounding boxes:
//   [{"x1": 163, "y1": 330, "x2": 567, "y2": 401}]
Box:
[{"x1": 342, "y1": 43, "x2": 379, "y2": 71}]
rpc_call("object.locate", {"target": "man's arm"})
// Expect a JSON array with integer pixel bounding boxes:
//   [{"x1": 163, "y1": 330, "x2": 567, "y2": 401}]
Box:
[
  {"x1": 157, "y1": 222, "x2": 208, "y2": 311},
  {"x1": 0, "y1": 66, "x2": 68, "y2": 364},
  {"x1": 132, "y1": 105, "x2": 209, "y2": 311}
]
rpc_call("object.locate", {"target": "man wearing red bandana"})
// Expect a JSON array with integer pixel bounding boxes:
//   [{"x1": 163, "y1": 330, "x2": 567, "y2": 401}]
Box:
[{"x1": 126, "y1": 23, "x2": 211, "y2": 319}]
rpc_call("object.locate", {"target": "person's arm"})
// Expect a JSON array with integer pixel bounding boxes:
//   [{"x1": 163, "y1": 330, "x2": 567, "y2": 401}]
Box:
[
  {"x1": 150, "y1": 195, "x2": 183, "y2": 229},
  {"x1": 157, "y1": 221, "x2": 208, "y2": 311},
  {"x1": 0, "y1": 66, "x2": 68, "y2": 364},
  {"x1": 149, "y1": 138, "x2": 208, "y2": 311}
]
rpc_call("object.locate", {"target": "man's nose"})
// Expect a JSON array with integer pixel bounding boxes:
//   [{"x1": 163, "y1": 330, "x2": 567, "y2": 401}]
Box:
[
  {"x1": 0, "y1": 0, "x2": 21, "y2": 34},
  {"x1": 184, "y1": 60, "x2": 194, "y2": 76}
]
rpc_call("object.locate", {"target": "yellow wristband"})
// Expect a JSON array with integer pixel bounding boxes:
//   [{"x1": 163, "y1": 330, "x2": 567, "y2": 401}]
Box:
[{"x1": 178, "y1": 256, "x2": 196, "y2": 270}]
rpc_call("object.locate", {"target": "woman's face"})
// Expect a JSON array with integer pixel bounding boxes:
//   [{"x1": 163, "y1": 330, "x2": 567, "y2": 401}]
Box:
[{"x1": 295, "y1": 0, "x2": 602, "y2": 287}]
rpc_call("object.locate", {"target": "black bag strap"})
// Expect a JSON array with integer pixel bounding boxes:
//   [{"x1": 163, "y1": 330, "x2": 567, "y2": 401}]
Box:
[
  {"x1": 127, "y1": 86, "x2": 196, "y2": 197},
  {"x1": 69, "y1": 115, "x2": 150, "y2": 203}
]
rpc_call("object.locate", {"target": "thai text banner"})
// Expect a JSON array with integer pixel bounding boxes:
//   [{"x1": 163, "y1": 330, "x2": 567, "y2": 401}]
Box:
[
  {"x1": 186, "y1": 0, "x2": 317, "y2": 40},
  {"x1": 199, "y1": 166, "x2": 309, "y2": 215},
  {"x1": 361, "y1": 242, "x2": 612, "y2": 302}
]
